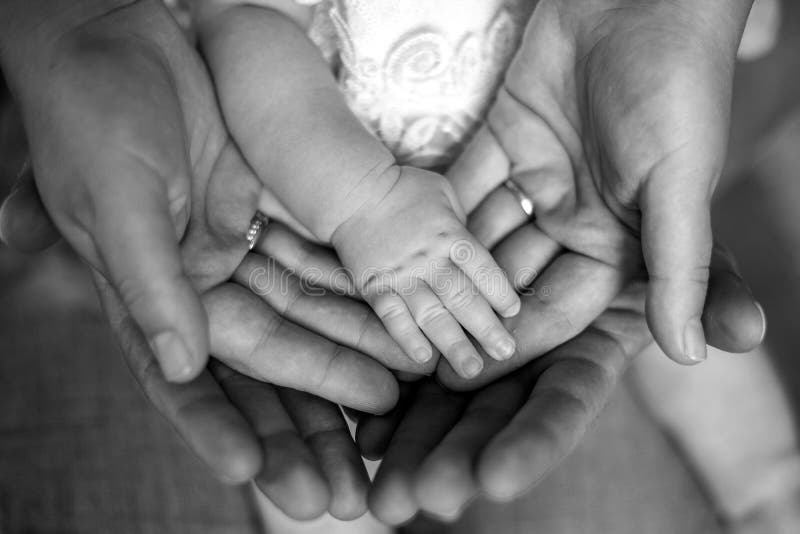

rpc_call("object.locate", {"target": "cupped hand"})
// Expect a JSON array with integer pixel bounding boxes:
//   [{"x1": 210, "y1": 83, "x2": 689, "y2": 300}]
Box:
[
  {"x1": 3, "y1": 164, "x2": 418, "y2": 519},
  {"x1": 0, "y1": 0, "x2": 434, "y2": 520},
  {"x1": 357, "y1": 241, "x2": 765, "y2": 525},
  {"x1": 0, "y1": 0, "x2": 231, "y2": 382},
  {"x1": 444, "y1": 0, "x2": 756, "y2": 377}
]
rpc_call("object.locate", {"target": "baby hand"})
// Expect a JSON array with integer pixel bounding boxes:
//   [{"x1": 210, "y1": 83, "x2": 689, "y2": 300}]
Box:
[{"x1": 332, "y1": 166, "x2": 521, "y2": 379}]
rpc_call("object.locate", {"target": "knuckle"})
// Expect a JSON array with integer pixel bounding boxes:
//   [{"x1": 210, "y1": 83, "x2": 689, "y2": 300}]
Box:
[
  {"x1": 116, "y1": 275, "x2": 157, "y2": 316},
  {"x1": 416, "y1": 303, "x2": 449, "y2": 328},
  {"x1": 245, "y1": 311, "x2": 283, "y2": 370},
  {"x1": 352, "y1": 310, "x2": 375, "y2": 350},
  {"x1": 315, "y1": 343, "x2": 346, "y2": 391},
  {"x1": 446, "y1": 284, "x2": 475, "y2": 311},
  {"x1": 378, "y1": 303, "x2": 408, "y2": 324},
  {"x1": 114, "y1": 265, "x2": 186, "y2": 320},
  {"x1": 279, "y1": 277, "x2": 305, "y2": 316}
]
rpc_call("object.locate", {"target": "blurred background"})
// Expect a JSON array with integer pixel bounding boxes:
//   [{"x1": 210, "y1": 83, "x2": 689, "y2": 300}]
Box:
[{"x1": 1, "y1": 0, "x2": 800, "y2": 532}]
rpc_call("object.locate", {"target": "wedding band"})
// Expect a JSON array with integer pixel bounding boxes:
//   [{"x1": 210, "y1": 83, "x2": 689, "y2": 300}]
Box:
[
  {"x1": 504, "y1": 179, "x2": 535, "y2": 219},
  {"x1": 247, "y1": 211, "x2": 269, "y2": 250}
]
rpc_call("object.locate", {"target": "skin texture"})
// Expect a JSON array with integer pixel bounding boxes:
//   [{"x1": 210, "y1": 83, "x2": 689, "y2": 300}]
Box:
[
  {"x1": 0, "y1": 0, "x2": 766, "y2": 526},
  {"x1": 440, "y1": 0, "x2": 756, "y2": 385},
  {"x1": 196, "y1": 4, "x2": 521, "y2": 379},
  {"x1": 0, "y1": 0, "x2": 431, "y2": 521},
  {"x1": 360, "y1": 243, "x2": 764, "y2": 525}
]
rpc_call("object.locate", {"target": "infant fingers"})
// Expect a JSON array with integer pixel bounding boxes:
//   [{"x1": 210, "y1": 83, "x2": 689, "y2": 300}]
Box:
[
  {"x1": 366, "y1": 290, "x2": 433, "y2": 365},
  {"x1": 404, "y1": 283, "x2": 485, "y2": 379},
  {"x1": 429, "y1": 268, "x2": 517, "y2": 364},
  {"x1": 449, "y1": 234, "x2": 521, "y2": 318}
]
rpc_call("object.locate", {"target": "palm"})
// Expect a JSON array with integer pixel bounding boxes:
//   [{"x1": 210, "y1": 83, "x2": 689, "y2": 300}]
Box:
[
  {"x1": 447, "y1": 0, "x2": 742, "y2": 380},
  {"x1": 360, "y1": 243, "x2": 764, "y2": 524},
  {"x1": 1, "y1": 3, "x2": 408, "y2": 519}
]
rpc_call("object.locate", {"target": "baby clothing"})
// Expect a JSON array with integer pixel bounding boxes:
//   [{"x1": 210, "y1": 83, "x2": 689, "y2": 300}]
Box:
[
  {"x1": 165, "y1": 0, "x2": 532, "y2": 168},
  {"x1": 302, "y1": 0, "x2": 532, "y2": 168}
]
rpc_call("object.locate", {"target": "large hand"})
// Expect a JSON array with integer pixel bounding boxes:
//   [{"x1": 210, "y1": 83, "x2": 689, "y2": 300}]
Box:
[
  {"x1": 3, "y1": 165, "x2": 413, "y2": 519},
  {"x1": 0, "y1": 0, "x2": 432, "y2": 520},
  {"x1": 358, "y1": 241, "x2": 764, "y2": 524},
  {"x1": 94, "y1": 247, "x2": 398, "y2": 521},
  {"x1": 0, "y1": 0, "x2": 237, "y2": 381},
  {"x1": 446, "y1": 0, "x2": 755, "y2": 376}
]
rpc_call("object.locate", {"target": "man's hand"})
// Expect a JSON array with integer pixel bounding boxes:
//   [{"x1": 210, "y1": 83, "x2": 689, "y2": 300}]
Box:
[
  {"x1": 446, "y1": 0, "x2": 755, "y2": 374},
  {"x1": 358, "y1": 241, "x2": 765, "y2": 524}
]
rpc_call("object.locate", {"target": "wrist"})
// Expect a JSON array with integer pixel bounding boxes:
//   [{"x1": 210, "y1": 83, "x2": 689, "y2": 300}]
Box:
[{"x1": 323, "y1": 160, "x2": 401, "y2": 245}]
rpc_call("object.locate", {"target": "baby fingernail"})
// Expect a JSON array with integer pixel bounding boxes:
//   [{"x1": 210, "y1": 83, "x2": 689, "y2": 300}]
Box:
[
  {"x1": 151, "y1": 331, "x2": 195, "y2": 382},
  {"x1": 490, "y1": 328, "x2": 517, "y2": 360},
  {"x1": 494, "y1": 334, "x2": 516, "y2": 360},
  {"x1": 683, "y1": 317, "x2": 707, "y2": 364},
  {"x1": 413, "y1": 347, "x2": 433, "y2": 364},
  {"x1": 462, "y1": 357, "x2": 484, "y2": 378}
]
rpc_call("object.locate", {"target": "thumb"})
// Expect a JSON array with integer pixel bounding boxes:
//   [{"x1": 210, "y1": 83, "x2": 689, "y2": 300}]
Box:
[
  {"x1": 88, "y1": 170, "x2": 209, "y2": 383},
  {"x1": 641, "y1": 166, "x2": 715, "y2": 365},
  {"x1": 0, "y1": 161, "x2": 60, "y2": 252}
]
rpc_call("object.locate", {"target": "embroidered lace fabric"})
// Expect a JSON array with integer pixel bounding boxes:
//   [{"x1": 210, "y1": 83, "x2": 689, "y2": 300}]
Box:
[
  {"x1": 165, "y1": 0, "x2": 530, "y2": 169},
  {"x1": 165, "y1": 0, "x2": 780, "y2": 169},
  {"x1": 306, "y1": 0, "x2": 530, "y2": 168}
]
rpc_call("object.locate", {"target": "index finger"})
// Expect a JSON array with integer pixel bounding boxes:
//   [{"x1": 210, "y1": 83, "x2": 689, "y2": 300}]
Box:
[
  {"x1": 204, "y1": 283, "x2": 399, "y2": 414},
  {"x1": 234, "y1": 253, "x2": 435, "y2": 375}
]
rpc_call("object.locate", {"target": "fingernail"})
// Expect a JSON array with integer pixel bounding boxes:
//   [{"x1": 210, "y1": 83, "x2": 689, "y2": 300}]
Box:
[
  {"x1": 150, "y1": 331, "x2": 195, "y2": 382},
  {"x1": 0, "y1": 203, "x2": 10, "y2": 245},
  {"x1": 462, "y1": 357, "x2": 484, "y2": 378},
  {"x1": 683, "y1": 317, "x2": 707, "y2": 363},
  {"x1": 755, "y1": 301, "x2": 767, "y2": 344},
  {"x1": 494, "y1": 333, "x2": 516, "y2": 360},
  {"x1": 501, "y1": 299, "x2": 521, "y2": 318},
  {"x1": 413, "y1": 347, "x2": 433, "y2": 364}
]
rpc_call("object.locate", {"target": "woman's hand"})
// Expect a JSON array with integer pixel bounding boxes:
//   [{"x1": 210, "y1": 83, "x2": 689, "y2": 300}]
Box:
[
  {"x1": 357, "y1": 241, "x2": 765, "y2": 524},
  {"x1": 95, "y1": 257, "x2": 388, "y2": 521},
  {"x1": 446, "y1": 0, "x2": 756, "y2": 373},
  {"x1": 0, "y1": 0, "x2": 240, "y2": 382},
  {"x1": 3, "y1": 163, "x2": 416, "y2": 518},
  {"x1": 0, "y1": 0, "x2": 432, "y2": 520}
]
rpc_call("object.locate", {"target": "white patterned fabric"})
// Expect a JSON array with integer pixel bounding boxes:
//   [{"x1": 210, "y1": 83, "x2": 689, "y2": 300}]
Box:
[
  {"x1": 164, "y1": 1, "x2": 782, "y2": 167},
  {"x1": 308, "y1": 0, "x2": 530, "y2": 168},
  {"x1": 163, "y1": 0, "x2": 529, "y2": 167}
]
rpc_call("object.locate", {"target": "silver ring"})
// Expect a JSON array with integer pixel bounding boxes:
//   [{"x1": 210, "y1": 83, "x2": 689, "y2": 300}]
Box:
[
  {"x1": 247, "y1": 211, "x2": 269, "y2": 250},
  {"x1": 504, "y1": 179, "x2": 535, "y2": 219}
]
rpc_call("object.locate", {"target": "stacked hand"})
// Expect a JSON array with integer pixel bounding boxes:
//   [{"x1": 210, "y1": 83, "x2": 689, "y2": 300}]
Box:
[
  {"x1": 360, "y1": 167, "x2": 764, "y2": 524},
  {"x1": 0, "y1": 0, "x2": 765, "y2": 525},
  {"x1": 0, "y1": 0, "x2": 429, "y2": 520},
  {"x1": 435, "y1": 0, "x2": 757, "y2": 390}
]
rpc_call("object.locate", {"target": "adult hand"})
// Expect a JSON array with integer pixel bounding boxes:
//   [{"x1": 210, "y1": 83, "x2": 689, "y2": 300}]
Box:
[
  {"x1": 0, "y1": 0, "x2": 433, "y2": 520},
  {"x1": 444, "y1": 0, "x2": 756, "y2": 377},
  {"x1": 0, "y1": 0, "x2": 224, "y2": 382},
  {"x1": 358, "y1": 241, "x2": 764, "y2": 524},
  {"x1": 4, "y1": 166, "x2": 417, "y2": 519}
]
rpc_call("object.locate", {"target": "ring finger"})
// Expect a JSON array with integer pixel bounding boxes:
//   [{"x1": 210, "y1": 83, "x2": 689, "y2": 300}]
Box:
[{"x1": 492, "y1": 223, "x2": 562, "y2": 291}]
